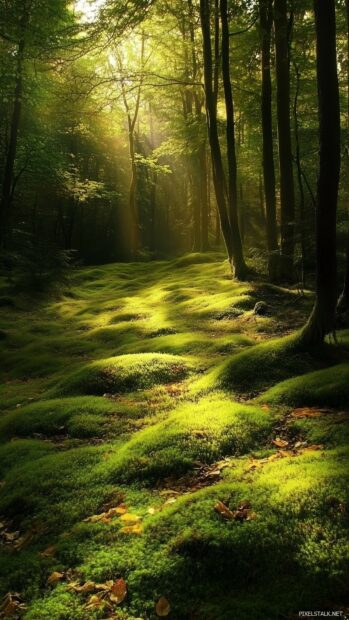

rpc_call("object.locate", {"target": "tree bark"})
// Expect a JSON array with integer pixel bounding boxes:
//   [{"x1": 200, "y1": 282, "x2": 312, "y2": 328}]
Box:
[
  {"x1": 274, "y1": 0, "x2": 295, "y2": 280},
  {"x1": 199, "y1": 0, "x2": 236, "y2": 269},
  {"x1": 338, "y1": 0, "x2": 349, "y2": 314},
  {"x1": 220, "y1": 0, "x2": 246, "y2": 279},
  {"x1": 260, "y1": 0, "x2": 279, "y2": 281},
  {"x1": 300, "y1": 0, "x2": 340, "y2": 345},
  {"x1": 0, "y1": 6, "x2": 28, "y2": 247}
]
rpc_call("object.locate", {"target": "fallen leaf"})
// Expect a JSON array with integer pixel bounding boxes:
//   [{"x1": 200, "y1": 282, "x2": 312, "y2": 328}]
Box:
[
  {"x1": 0, "y1": 593, "x2": 26, "y2": 617},
  {"x1": 71, "y1": 580, "x2": 96, "y2": 594},
  {"x1": 292, "y1": 407, "x2": 323, "y2": 418},
  {"x1": 214, "y1": 501, "x2": 235, "y2": 520},
  {"x1": 47, "y1": 571, "x2": 64, "y2": 585},
  {"x1": 85, "y1": 594, "x2": 104, "y2": 610},
  {"x1": 109, "y1": 578, "x2": 127, "y2": 604},
  {"x1": 164, "y1": 497, "x2": 177, "y2": 506},
  {"x1": 39, "y1": 545, "x2": 56, "y2": 558},
  {"x1": 155, "y1": 596, "x2": 171, "y2": 617},
  {"x1": 272, "y1": 438, "x2": 289, "y2": 448},
  {"x1": 119, "y1": 513, "x2": 141, "y2": 525}
]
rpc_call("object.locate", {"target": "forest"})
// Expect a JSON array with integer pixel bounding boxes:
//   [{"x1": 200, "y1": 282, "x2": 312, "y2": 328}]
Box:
[{"x1": 0, "y1": 0, "x2": 349, "y2": 618}]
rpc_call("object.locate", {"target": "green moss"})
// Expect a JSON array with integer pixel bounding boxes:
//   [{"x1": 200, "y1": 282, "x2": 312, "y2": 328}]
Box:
[
  {"x1": 217, "y1": 334, "x2": 341, "y2": 395},
  {"x1": 1, "y1": 259, "x2": 348, "y2": 620},
  {"x1": 0, "y1": 396, "x2": 139, "y2": 441},
  {"x1": 260, "y1": 362, "x2": 349, "y2": 408},
  {"x1": 52, "y1": 353, "x2": 194, "y2": 396},
  {"x1": 105, "y1": 395, "x2": 276, "y2": 482}
]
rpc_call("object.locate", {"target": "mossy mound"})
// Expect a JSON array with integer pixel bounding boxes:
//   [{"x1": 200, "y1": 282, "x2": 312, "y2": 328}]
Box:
[
  {"x1": 53, "y1": 353, "x2": 193, "y2": 396},
  {"x1": 107, "y1": 395, "x2": 276, "y2": 482},
  {"x1": 260, "y1": 362, "x2": 349, "y2": 409},
  {"x1": 23, "y1": 448, "x2": 349, "y2": 620},
  {"x1": 217, "y1": 334, "x2": 341, "y2": 395},
  {"x1": 0, "y1": 396, "x2": 143, "y2": 441}
]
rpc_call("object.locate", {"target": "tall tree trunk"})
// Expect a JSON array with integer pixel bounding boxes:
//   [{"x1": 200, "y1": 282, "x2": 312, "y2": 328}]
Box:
[
  {"x1": 274, "y1": 0, "x2": 295, "y2": 280},
  {"x1": 338, "y1": 0, "x2": 349, "y2": 314},
  {"x1": 220, "y1": 0, "x2": 247, "y2": 279},
  {"x1": 293, "y1": 62, "x2": 306, "y2": 284},
  {"x1": 199, "y1": 141, "x2": 209, "y2": 251},
  {"x1": 0, "y1": 7, "x2": 28, "y2": 247},
  {"x1": 260, "y1": 0, "x2": 279, "y2": 281},
  {"x1": 199, "y1": 0, "x2": 236, "y2": 270},
  {"x1": 301, "y1": 0, "x2": 340, "y2": 345}
]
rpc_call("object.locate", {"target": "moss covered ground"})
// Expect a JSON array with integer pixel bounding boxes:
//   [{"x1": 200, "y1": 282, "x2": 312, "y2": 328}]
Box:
[{"x1": 0, "y1": 254, "x2": 349, "y2": 619}]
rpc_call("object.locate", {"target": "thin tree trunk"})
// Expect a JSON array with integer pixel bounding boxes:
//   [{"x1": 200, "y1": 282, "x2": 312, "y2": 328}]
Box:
[
  {"x1": 274, "y1": 0, "x2": 295, "y2": 280},
  {"x1": 220, "y1": 0, "x2": 247, "y2": 279},
  {"x1": 199, "y1": 0, "x2": 235, "y2": 268},
  {"x1": 260, "y1": 0, "x2": 279, "y2": 281},
  {"x1": 293, "y1": 62, "x2": 306, "y2": 284},
  {"x1": 338, "y1": 0, "x2": 349, "y2": 313},
  {"x1": 0, "y1": 7, "x2": 28, "y2": 247},
  {"x1": 301, "y1": 0, "x2": 340, "y2": 345},
  {"x1": 199, "y1": 141, "x2": 209, "y2": 251}
]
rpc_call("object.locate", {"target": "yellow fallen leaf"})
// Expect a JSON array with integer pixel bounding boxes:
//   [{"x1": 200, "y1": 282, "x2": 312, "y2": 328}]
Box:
[
  {"x1": 120, "y1": 524, "x2": 143, "y2": 535},
  {"x1": 272, "y1": 438, "x2": 289, "y2": 448},
  {"x1": 85, "y1": 594, "x2": 104, "y2": 610},
  {"x1": 47, "y1": 571, "x2": 64, "y2": 585},
  {"x1": 119, "y1": 513, "x2": 141, "y2": 525},
  {"x1": 155, "y1": 596, "x2": 171, "y2": 617},
  {"x1": 109, "y1": 578, "x2": 127, "y2": 604}
]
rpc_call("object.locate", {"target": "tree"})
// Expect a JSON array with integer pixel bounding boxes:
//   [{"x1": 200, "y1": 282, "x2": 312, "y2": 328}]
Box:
[
  {"x1": 220, "y1": 0, "x2": 247, "y2": 278},
  {"x1": 199, "y1": 0, "x2": 246, "y2": 278},
  {"x1": 274, "y1": 0, "x2": 295, "y2": 280},
  {"x1": 300, "y1": 0, "x2": 340, "y2": 344},
  {"x1": 259, "y1": 0, "x2": 279, "y2": 281}
]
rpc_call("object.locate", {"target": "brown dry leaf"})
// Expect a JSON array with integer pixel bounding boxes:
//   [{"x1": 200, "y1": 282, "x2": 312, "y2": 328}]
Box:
[
  {"x1": 119, "y1": 513, "x2": 141, "y2": 525},
  {"x1": 109, "y1": 578, "x2": 127, "y2": 604},
  {"x1": 214, "y1": 501, "x2": 236, "y2": 521},
  {"x1": 47, "y1": 571, "x2": 64, "y2": 585},
  {"x1": 120, "y1": 524, "x2": 143, "y2": 535},
  {"x1": 13, "y1": 530, "x2": 34, "y2": 551},
  {"x1": 73, "y1": 581, "x2": 96, "y2": 594},
  {"x1": 0, "y1": 593, "x2": 26, "y2": 617},
  {"x1": 247, "y1": 460, "x2": 263, "y2": 471},
  {"x1": 292, "y1": 407, "x2": 323, "y2": 419},
  {"x1": 272, "y1": 438, "x2": 289, "y2": 448},
  {"x1": 95, "y1": 581, "x2": 113, "y2": 591},
  {"x1": 155, "y1": 596, "x2": 171, "y2": 617},
  {"x1": 278, "y1": 450, "x2": 295, "y2": 458},
  {"x1": 261, "y1": 404, "x2": 270, "y2": 411},
  {"x1": 85, "y1": 594, "x2": 104, "y2": 610},
  {"x1": 2, "y1": 531, "x2": 19, "y2": 543},
  {"x1": 39, "y1": 545, "x2": 56, "y2": 558}
]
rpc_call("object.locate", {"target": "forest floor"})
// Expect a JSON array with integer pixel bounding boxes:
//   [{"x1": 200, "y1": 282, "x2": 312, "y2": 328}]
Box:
[{"x1": 0, "y1": 253, "x2": 349, "y2": 620}]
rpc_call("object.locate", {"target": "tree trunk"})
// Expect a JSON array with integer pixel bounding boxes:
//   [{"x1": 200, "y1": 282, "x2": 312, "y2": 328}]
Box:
[
  {"x1": 293, "y1": 62, "x2": 306, "y2": 284},
  {"x1": 300, "y1": 0, "x2": 340, "y2": 345},
  {"x1": 220, "y1": 0, "x2": 247, "y2": 279},
  {"x1": 199, "y1": 0, "x2": 236, "y2": 269},
  {"x1": 274, "y1": 0, "x2": 295, "y2": 280},
  {"x1": 260, "y1": 0, "x2": 279, "y2": 281},
  {"x1": 338, "y1": 0, "x2": 349, "y2": 314},
  {"x1": 199, "y1": 141, "x2": 209, "y2": 251},
  {"x1": 0, "y1": 8, "x2": 28, "y2": 247}
]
